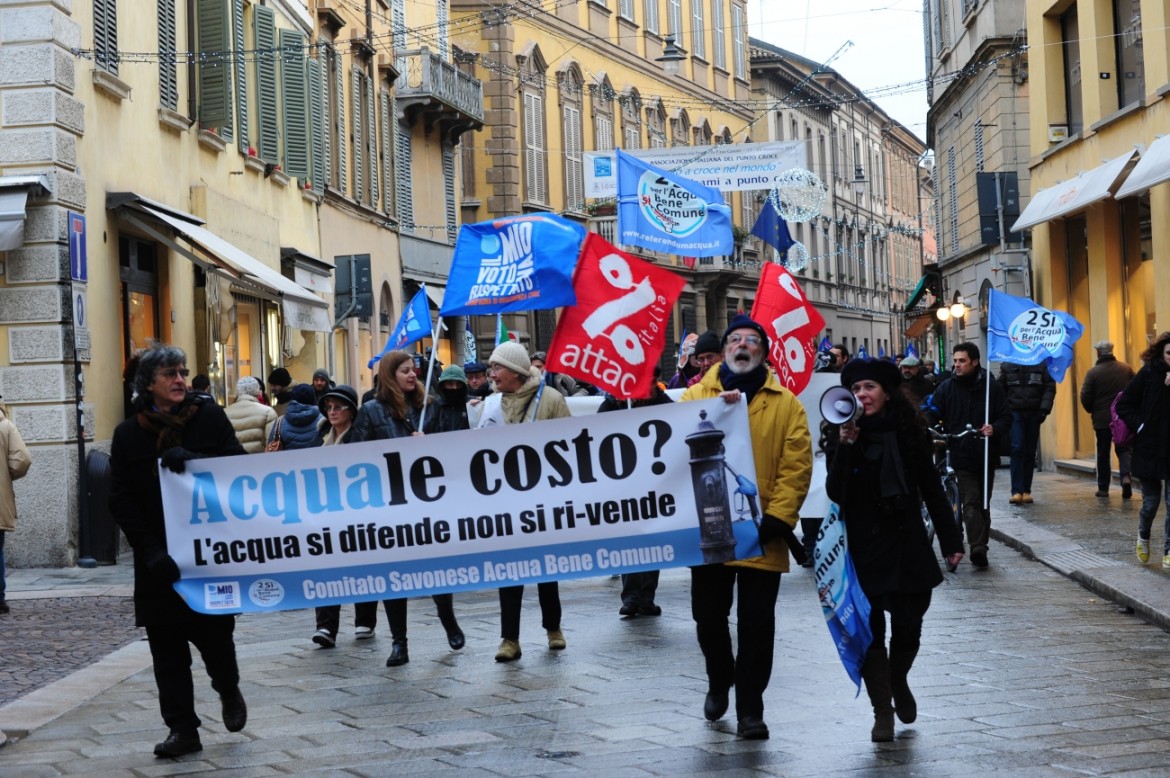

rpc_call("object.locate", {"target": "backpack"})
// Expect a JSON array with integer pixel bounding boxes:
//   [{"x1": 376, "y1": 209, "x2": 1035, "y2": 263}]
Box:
[{"x1": 1110, "y1": 391, "x2": 1135, "y2": 447}]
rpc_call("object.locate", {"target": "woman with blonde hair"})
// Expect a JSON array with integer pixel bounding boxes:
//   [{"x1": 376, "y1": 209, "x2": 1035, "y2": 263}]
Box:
[{"x1": 347, "y1": 351, "x2": 464, "y2": 667}]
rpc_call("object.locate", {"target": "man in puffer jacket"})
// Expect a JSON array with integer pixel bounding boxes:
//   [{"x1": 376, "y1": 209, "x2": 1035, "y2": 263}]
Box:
[
  {"x1": 225, "y1": 377, "x2": 277, "y2": 454},
  {"x1": 998, "y1": 362, "x2": 1055, "y2": 505},
  {"x1": 268, "y1": 383, "x2": 322, "y2": 450}
]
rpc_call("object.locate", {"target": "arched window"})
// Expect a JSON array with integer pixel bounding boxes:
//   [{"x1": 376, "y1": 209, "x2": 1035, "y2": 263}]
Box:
[
  {"x1": 621, "y1": 88, "x2": 643, "y2": 149},
  {"x1": 558, "y1": 63, "x2": 585, "y2": 212},
  {"x1": 591, "y1": 74, "x2": 615, "y2": 152},
  {"x1": 693, "y1": 118, "x2": 712, "y2": 147},
  {"x1": 670, "y1": 108, "x2": 690, "y2": 146},
  {"x1": 646, "y1": 98, "x2": 667, "y2": 148},
  {"x1": 517, "y1": 44, "x2": 549, "y2": 206}
]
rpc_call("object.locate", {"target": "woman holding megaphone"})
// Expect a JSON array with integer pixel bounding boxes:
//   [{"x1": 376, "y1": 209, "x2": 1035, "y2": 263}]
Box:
[{"x1": 822, "y1": 359, "x2": 965, "y2": 742}]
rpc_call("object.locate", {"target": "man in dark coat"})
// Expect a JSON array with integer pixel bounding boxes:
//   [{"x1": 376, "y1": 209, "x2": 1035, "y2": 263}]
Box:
[
  {"x1": 899, "y1": 357, "x2": 935, "y2": 406},
  {"x1": 925, "y1": 342, "x2": 1011, "y2": 568},
  {"x1": 110, "y1": 346, "x2": 247, "y2": 758},
  {"x1": 999, "y1": 361, "x2": 1056, "y2": 504},
  {"x1": 1080, "y1": 341, "x2": 1136, "y2": 498}
]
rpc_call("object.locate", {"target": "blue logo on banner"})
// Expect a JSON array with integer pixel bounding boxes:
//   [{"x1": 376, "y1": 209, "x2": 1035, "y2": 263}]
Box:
[{"x1": 593, "y1": 157, "x2": 612, "y2": 177}]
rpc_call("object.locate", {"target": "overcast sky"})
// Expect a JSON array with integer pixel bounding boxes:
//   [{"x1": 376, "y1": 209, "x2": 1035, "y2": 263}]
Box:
[{"x1": 746, "y1": 0, "x2": 930, "y2": 141}]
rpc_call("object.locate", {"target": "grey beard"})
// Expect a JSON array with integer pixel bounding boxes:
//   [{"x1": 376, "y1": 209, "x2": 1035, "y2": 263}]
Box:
[{"x1": 725, "y1": 350, "x2": 762, "y2": 375}]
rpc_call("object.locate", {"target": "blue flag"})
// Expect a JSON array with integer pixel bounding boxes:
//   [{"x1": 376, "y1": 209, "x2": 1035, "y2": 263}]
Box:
[
  {"x1": 857, "y1": 344, "x2": 869, "y2": 360},
  {"x1": 986, "y1": 289, "x2": 1084, "y2": 382},
  {"x1": 440, "y1": 214, "x2": 585, "y2": 317},
  {"x1": 616, "y1": 149, "x2": 733, "y2": 257},
  {"x1": 819, "y1": 336, "x2": 832, "y2": 352},
  {"x1": 750, "y1": 197, "x2": 795, "y2": 255},
  {"x1": 814, "y1": 502, "x2": 873, "y2": 693},
  {"x1": 878, "y1": 345, "x2": 886, "y2": 358},
  {"x1": 370, "y1": 287, "x2": 431, "y2": 368},
  {"x1": 905, "y1": 342, "x2": 919, "y2": 359}
]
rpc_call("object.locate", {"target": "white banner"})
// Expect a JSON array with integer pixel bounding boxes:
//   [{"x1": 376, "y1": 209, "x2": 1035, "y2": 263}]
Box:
[
  {"x1": 160, "y1": 398, "x2": 762, "y2": 614},
  {"x1": 584, "y1": 141, "x2": 808, "y2": 197}
]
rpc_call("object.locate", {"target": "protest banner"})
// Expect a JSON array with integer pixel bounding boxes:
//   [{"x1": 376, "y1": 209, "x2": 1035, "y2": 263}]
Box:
[
  {"x1": 584, "y1": 141, "x2": 808, "y2": 197},
  {"x1": 159, "y1": 398, "x2": 762, "y2": 615},
  {"x1": 813, "y1": 501, "x2": 872, "y2": 693},
  {"x1": 750, "y1": 262, "x2": 825, "y2": 396},
  {"x1": 547, "y1": 233, "x2": 686, "y2": 399}
]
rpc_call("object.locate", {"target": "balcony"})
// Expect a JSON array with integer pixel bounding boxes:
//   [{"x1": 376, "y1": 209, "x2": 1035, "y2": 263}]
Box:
[{"x1": 395, "y1": 48, "x2": 484, "y2": 142}]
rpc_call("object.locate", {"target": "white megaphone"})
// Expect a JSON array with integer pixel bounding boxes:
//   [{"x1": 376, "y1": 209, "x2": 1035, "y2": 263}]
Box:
[{"x1": 819, "y1": 386, "x2": 863, "y2": 425}]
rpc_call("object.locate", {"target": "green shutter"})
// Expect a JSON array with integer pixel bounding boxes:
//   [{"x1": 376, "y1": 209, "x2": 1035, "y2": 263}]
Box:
[
  {"x1": 443, "y1": 141, "x2": 455, "y2": 244},
  {"x1": 367, "y1": 74, "x2": 378, "y2": 209},
  {"x1": 335, "y1": 50, "x2": 346, "y2": 192},
  {"x1": 309, "y1": 58, "x2": 326, "y2": 194},
  {"x1": 381, "y1": 87, "x2": 392, "y2": 214},
  {"x1": 234, "y1": 0, "x2": 248, "y2": 153},
  {"x1": 254, "y1": 5, "x2": 278, "y2": 162},
  {"x1": 197, "y1": 0, "x2": 231, "y2": 128},
  {"x1": 395, "y1": 116, "x2": 413, "y2": 228},
  {"x1": 157, "y1": 0, "x2": 177, "y2": 109},
  {"x1": 352, "y1": 67, "x2": 364, "y2": 202},
  {"x1": 95, "y1": 0, "x2": 119, "y2": 75},
  {"x1": 280, "y1": 29, "x2": 309, "y2": 181}
]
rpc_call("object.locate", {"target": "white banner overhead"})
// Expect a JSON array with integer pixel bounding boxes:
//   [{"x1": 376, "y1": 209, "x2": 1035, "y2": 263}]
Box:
[
  {"x1": 584, "y1": 141, "x2": 808, "y2": 197},
  {"x1": 159, "y1": 398, "x2": 764, "y2": 614}
]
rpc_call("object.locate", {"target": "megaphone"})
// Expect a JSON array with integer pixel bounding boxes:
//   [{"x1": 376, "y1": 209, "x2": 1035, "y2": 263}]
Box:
[{"x1": 819, "y1": 386, "x2": 862, "y2": 425}]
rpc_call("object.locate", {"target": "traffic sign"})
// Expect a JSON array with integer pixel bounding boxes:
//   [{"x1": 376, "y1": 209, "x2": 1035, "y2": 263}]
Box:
[{"x1": 68, "y1": 211, "x2": 87, "y2": 282}]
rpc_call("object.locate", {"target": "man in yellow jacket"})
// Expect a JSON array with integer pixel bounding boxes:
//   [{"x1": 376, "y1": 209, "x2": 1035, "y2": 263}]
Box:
[{"x1": 681, "y1": 314, "x2": 812, "y2": 740}]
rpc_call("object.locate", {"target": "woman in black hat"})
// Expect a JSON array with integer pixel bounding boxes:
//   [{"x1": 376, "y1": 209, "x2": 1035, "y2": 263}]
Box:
[{"x1": 822, "y1": 359, "x2": 964, "y2": 742}]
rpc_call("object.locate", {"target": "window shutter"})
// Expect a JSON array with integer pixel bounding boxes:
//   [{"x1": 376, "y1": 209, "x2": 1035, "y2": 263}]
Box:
[
  {"x1": 712, "y1": 0, "x2": 726, "y2": 70},
  {"x1": 668, "y1": 0, "x2": 682, "y2": 36},
  {"x1": 198, "y1": 0, "x2": 231, "y2": 128},
  {"x1": 351, "y1": 67, "x2": 364, "y2": 202},
  {"x1": 644, "y1": 0, "x2": 659, "y2": 34},
  {"x1": 280, "y1": 29, "x2": 309, "y2": 182},
  {"x1": 366, "y1": 74, "x2": 378, "y2": 208},
  {"x1": 947, "y1": 146, "x2": 958, "y2": 254},
  {"x1": 158, "y1": 0, "x2": 177, "y2": 109},
  {"x1": 625, "y1": 125, "x2": 640, "y2": 150},
  {"x1": 692, "y1": 1, "x2": 705, "y2": 59},
  {"x1": 437, "y1": 0, "x2": 449, "y2": 61},
  {"x1": 233, "y1": 0, "x2": 248, "y2": 152},
  {"x1": 253, "y1": 5, "x2": 278, "y2": 162},
  {"x1": 595, "y1": 115, "x2": 613, "y2": 151},
  {"x1": 619, "y1": 0, "x2": 634, "y2": 20},
  {"x1": 381, "y1": 88, "x2": 392, "y2": 213},
  {"x1": 524, "y1": 92, "x2": 538, "y2": 203},
  {"x1": 732, "y1": 4, "x2": 745, "y2": 79},
  {"x1": 334, "y1": 48, "x2": 346, "y2": 192},
  {"x1": 94, "y1": 0, "x2": 118, "y2": 75},
  {"x1": 564, "y1": 104, "x2": 583, "y2": 211},
  {"x1": 309, "y1": 57, "x2": 325, "y2": 193},
  {"x1": 395, "y1": 118, "x2": 414, "y2": 228},
  {"x1": 443, "y1": 141, "x2": 456, "y2": 244}
]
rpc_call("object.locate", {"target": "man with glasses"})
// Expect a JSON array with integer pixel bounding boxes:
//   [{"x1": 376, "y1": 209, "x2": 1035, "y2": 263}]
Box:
[{"x1": 682, "y1": 314, "x2": 812, "y2": 740}]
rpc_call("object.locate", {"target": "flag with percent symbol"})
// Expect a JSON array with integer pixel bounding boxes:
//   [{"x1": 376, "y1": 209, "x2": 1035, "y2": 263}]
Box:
[
  {"x1": 547, "y1": 233, "x2": 687, "y2": 399},
  {"x1": 369, "y1": 287, "x2": 431, "y2": 368},
  {"x1": 440, "y1": 213, "x2": 586, "y2": 317},
  {"x1": 814, "y1": 501, "x2": 873, "y2": 694},
  {"x1": 616, "y1": 149, "x2": 733, "y2": 257},
  {"x1": 986, "y1": 289, "x2": 1084, "y2": 382},
  {"x1": 749, "y1": 262, "x2": 825, "y2": 396}
]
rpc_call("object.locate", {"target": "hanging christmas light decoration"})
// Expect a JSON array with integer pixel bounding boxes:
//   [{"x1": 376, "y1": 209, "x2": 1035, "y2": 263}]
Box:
[
  {"x1": 775, "y1": 241, "x2": 810, "y2": 272},
  {"x1": 767, "y1": 168, "x2": 826, "y2": 223}
]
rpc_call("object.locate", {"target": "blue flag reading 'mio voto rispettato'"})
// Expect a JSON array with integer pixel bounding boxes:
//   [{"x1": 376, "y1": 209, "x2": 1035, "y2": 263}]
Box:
[
  {"x1": 440, "y1": 213, "x2": 585, "y2": 317},
  {"x1": 986, "y1": 288, "x2": 1084, "y2": 382},
  {"x1": 616, "y1": 149, "x2": 733, "y2": 258}
]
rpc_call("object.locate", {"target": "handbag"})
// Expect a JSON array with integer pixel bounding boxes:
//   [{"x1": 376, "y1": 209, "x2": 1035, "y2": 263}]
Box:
[{"x1": 265, "y1": 417, "x2": 284, "y2": 452}]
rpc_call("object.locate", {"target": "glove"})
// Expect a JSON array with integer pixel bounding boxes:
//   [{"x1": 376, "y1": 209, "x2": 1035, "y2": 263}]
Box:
[
  {"x1": 143, "y1": 546, "x2": 181, "y2": 584},
  {"x1": 160, "y1": 447, "x2": 200, "y2": 474},
  {"x1": 758, "y1": 514, "x2": 808, "y2": 565}
]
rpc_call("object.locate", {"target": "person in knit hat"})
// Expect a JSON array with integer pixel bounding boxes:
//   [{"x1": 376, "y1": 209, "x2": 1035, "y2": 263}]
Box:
[
  {"x1": 267, "y1": 367, "x2": 294, "y2": 417},
  {"x1": 480, "y1": 340, "x2": 571, "y2": 662},
  {"x1": 687, "y1": 330, "x2": 724, "y2": 388},
  {"x1": 424, "y1": 365, "x2": 471, "y2": 434},
  {"x1": 680, "y1": 313, "x2": 812, "y2": 741},
  {"x1": 311, "y1": 368, "x2": 335, "y2": 402}
]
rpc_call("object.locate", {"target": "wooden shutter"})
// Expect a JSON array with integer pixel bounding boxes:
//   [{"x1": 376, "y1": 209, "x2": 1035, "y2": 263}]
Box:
[
  {"x1": 366, "y1": 74, "x2": 378, "y2": 208},
  {"x1": 624, "y1": 125, "x2": 640, "y2": 150},
  {"x1": 381, "y1": 88, "x2": 393, "y2": 213},
  {"x1": 309, "y1": 57, "x2": 326, "y2": 193},
  {"x1": 524, "y1": 91, "x2": 546, "y2": 204},
  {"x1": 692, "y1": 0, "x2": 705, "y2": 59},
  {"x1": 595, "y1": 115, "x2": 613, "y2": 152},
  {"x1": 351, "y1": 67, "x2": 364, "y2": 202},
  {"x1": 197, "y1": 0, "x2": 231, "y2": 128},
  {"x1": 395, "y1": 118, "x2": 413, "y2": 228},
  {"x1": 94, "y1": 0, "x2": 119, "y2": 75},
  {"x1": 712, "y1": 0, "x2": 726, "y2": 70},
  {"x1": 158, "y1": 0, "x2": 177, "y2": 108},
  {"x1": 320, "y1": 42, "x2": 334, "y2": 189},
  {"x1": 233, "y1": 0, "x2": 248, "y2": 152},
  {"x1": 644, "y1": 0, "x2": 658, "y2": 34},
  {"x1": 443, "y1": 141, "x2": 456, "y2": 244},
  {"x1": 564, "y1": 104, "x2": 583, "y2": 211},
  {"x1": 253, "y1": 5, "x2": 278, "y2": 162},
  {"x1": 280, "y1": 29, "x2": 309, "y2": 182}
]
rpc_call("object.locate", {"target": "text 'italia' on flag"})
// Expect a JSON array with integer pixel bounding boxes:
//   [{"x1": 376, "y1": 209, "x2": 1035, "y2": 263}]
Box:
[
  {"x1": 547, "y1": 233, "x2": 686, "y2": 400},
  {"x1": 440, "y1": 214, "x2": 585, "y2": 317},
  {"x1": 615, "y1": 149, "x2": 734, "y2": 258},
  {"x1": 749, "y1": 262, "x2": 825, "y2": 396},
  {"x1": 986, "y1": 289, "x2": 1084, "y2": 382}
]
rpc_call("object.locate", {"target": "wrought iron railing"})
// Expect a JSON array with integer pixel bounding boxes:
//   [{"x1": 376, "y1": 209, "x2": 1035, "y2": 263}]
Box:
[{"x1": 396, "y1": 48, "x2": 484, "y2": 124}]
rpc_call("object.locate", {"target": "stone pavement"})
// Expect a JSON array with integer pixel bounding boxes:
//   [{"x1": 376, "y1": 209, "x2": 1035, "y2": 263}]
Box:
[{"x1": 3, "y1": 468, "x2": 1170, "y2": 775}]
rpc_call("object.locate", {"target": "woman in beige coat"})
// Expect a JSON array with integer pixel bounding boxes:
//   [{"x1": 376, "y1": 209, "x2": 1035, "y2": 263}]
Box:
[
  {"x1": 224, "y1": 376, "x2": 277, "y2": 454},
  {"x1": 0, "y1": 401, "x2": 32, "y2": 614}
]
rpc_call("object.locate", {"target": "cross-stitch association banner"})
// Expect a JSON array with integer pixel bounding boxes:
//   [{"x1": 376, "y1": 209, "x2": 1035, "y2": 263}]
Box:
[{"x1": 159, "y1": 399, "x2": 761, "y2": 614}]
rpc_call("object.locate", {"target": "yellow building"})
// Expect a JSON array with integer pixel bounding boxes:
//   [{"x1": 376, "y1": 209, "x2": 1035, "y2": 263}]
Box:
[{"x1": 1020, "y1": 0, "x2": 1170, "y2": 464}]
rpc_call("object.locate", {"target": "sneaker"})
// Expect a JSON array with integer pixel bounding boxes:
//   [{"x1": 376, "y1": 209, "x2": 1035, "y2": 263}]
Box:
[
  {"x1": 1009, "y1": 493, "x2": 1023, "y2": 504},
  {"x1": 354, "y1": 626, "x2": 375, "y2": 640},
  {"x1": 547, "y1": 629, "x2": 567, "y2": 650},
  {"x1": 495, "y1": 638, "x2": 522, "y2": 662},
  {"x1": 311, "y1": 629, "x2": 336, "y2": 648},
  {"x1": 1137, "y1": 538, "x2": 1150, "y2": 564}
]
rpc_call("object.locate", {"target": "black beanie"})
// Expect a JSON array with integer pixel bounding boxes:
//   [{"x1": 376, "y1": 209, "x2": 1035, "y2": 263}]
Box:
[
  {"x1": 693, "y1": 331, "x2": 722, "y2": 356},
  {"x1": 721, "y1": 314, "x2": 770, "y2": 352}
]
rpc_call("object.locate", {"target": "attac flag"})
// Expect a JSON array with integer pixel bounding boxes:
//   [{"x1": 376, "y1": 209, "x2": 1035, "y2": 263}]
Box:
[
  {"x1": 905, "y1": 342, "x2": 919, "y2": 359},
  {"x1": 547, "y1": 233, "x2": 686, "y2": 399},
  {"x1": 814, "y1": 502, "x2": 873, "y2": 694},
  {"x1": 616, "y1": 149, "x2": 733, "y2": 257},
  {"x1": 441, "y1": 214, "x2": 586, "y2": 317},
  {"x1": 986, "y1": 289, "x2": 1084, "y2": 382},
  {"x1": 749, "y1": 262, "x2": 825, "y2": 396},
  {"x1": 369, "y1": 287, "x2": 430, "y2": 368},
  {"x1": 750, "y1": 196, "x2": 796, "y2": 256}
]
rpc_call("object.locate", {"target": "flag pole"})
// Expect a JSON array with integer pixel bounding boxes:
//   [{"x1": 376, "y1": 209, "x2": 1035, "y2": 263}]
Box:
[
  {"x1": 983, "y1": 364, "x2": 991, "y2": 512},
  {"x1": 418, "y1": 289, "x2": 441, "y2": 432}
]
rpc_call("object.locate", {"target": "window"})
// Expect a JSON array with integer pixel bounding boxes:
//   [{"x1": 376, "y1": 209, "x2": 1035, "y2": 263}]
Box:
[
  {"x1": 197, "y1": 0, "x2": 234, "y2": 132},
  {"x1": 232, "y1": 0, "x2": 248, "y2": 151},
  {"x1": 732, "y1": 3, "x2": 745, "y2": 79},
  {"x1": 381, "y1": 85, "x2": 393, "y2": 212},
  {"x1": 668, "y1": 0, "x2": 683, "y2": 38},
  {"x1": 325, "y1": 44, "x2": 346, "y2": 192},
  {"x1": 523, "y1": 89, "x2": 548, "y2": 205},
  {"x1": 947, "y1": 146, "x2": 958, "y2": 255},
  {"x1": 593, "y1": 79, "x2": 615, "y2": 151},
  {"x1": 308, "y1": 53, "x2": 326, "y2": 194},
  {"x1": 158, "y1": 0, "x2": 177, "y2": 109},
  {"x1": 691, "y1": 0, "x2": 705, "y2": 59},
  {"x1": 1061, "y1": 5, "x2": 1082, "y2": 136},
  {"x1": 253, "y1": 5, "x2": 278, "y2": 162},
  {"x1": 559, "y1": 66, "x2": 585, "y2": 212},
  {"x1": 1113, "y1": 0, "x2": 1144, "y2": 107},
  {"x1": 622, "y1": 89, "x2": 642, "y2": 149},
  {"x1": 619, "y1": 0, "x2": 635, "y2": 21},
  {"x1": 95, "y1": 0, "x2": 118, "y2": 75},
  {"x1": 644, "y1": 0, "x2": 659, "y2": 34},
  {"x1": 693, "y1": 120, "x2": 711, "y2": 147},
  {"x1": 395, "y1": 119, "x2": 414, "y2": 227},
  {"x1": 443, "y1": 141, "x2": 456, "y2": 244},
  {"x1": 280, "y1": 29, "x2": 310, "y2": 183},
  {"x1": 974, "y1": 122, "x2": 984, "y2": 172},
  {"x1": 647, "y1": 100, "x2": 666, "y2": 148},
  {"x1": 437, "y1": 0, "x2": 449, "y2": 61},
  {"x1": 712, "y1": 0, "x2": 726, "y2": 69},
  {"x1": 670, "y1": 109, "x2": 690, "y2": 146}
]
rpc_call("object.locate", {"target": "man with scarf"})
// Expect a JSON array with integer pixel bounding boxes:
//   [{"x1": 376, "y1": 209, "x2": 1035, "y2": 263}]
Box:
[
  {"x1": 925, "y1": 342, "x2": 1011, "y2": 568},
  {"x1": 681, "y1": 314, "x2": 812, "y2": 740},
  {"x1": 110, "y1": 346, "x2": 248, "y2": 758}
]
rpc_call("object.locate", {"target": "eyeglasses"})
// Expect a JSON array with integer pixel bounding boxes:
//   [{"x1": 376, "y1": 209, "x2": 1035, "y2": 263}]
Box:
[
  {"x1": 726, "y1": 334, "x2": 762, "y2": 347},
  {"x1": 158, "y1": 368, "x2": 190, "y2": 379},
  {"x1": 695, "y1": 354, "x2": 720, "y2": 367},
  {"x1": 324, "y1": 403, "x2": 351, "y2": 413}
]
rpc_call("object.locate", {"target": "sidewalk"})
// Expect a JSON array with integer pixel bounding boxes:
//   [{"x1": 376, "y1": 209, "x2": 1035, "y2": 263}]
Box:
[{"x1": 2, "y1": 466, "x2": 1170, "y2": 767}]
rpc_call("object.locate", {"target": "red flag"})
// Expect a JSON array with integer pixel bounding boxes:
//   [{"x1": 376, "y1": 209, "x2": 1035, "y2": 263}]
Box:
[
  {"x1": 548, "y1": 233, "x2": 686, "y2": 399},
  {"x1": 750, "y1": 263, "x2": 825, "y2": 396}
]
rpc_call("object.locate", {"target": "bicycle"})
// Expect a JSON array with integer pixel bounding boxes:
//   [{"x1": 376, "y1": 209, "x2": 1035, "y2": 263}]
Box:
[{"x1": 923, "y1": 424, "x2": 979, "y2": 569}]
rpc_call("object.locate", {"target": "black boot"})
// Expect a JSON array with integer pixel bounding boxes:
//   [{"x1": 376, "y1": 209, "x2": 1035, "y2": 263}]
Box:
[
  {"x1": 386, "y1": 639, "x2": 409, "y2": 667},
  {"x1": 434, "y1": 595, "x2": 464, "y2": 650},
  {"x1": 860, "y1": 646, "x2": 895, "y2": 742},
  {"x1": 154, "y1": 729, "x2": 202, "y2": 758},
  {"x1": 221, "y1": 688, "x2": 247, "y2": 732},
  {"x1": 888, "y1": 648, "x2": 918, "y2": 724}
]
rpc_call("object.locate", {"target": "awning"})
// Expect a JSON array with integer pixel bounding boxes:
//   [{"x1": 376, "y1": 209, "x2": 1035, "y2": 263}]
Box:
[
  {"x1": 424, "y1": 284, "x2": 444, "y2": 310},
  {"x1": 0, "y1": 175, "x2": 51, "y2": 251},
  {"x1": 904, "y1": 314, "x2": 934, "y2": 339},
  {"x1": 1011, "y1": 149, "x2": 1138, "y2": 231},
  {"x1": 903, "y1": 270, "x2": 941, "y2": 312},
  {"x1": 1115, "y1": 135, "x2": 1170, "y2": 199}
]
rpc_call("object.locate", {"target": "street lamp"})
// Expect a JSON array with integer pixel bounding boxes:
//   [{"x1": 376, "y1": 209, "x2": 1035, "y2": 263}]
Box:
[
  {"x1": 853, "y1": 165, "x2": 866, "y2": 198},
  {"x1": 934, "y1": 293, "x2": 968, "y2": 321},
  {"x1": 656, "y1": 35, "x2": 685, "y2": 76}
]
